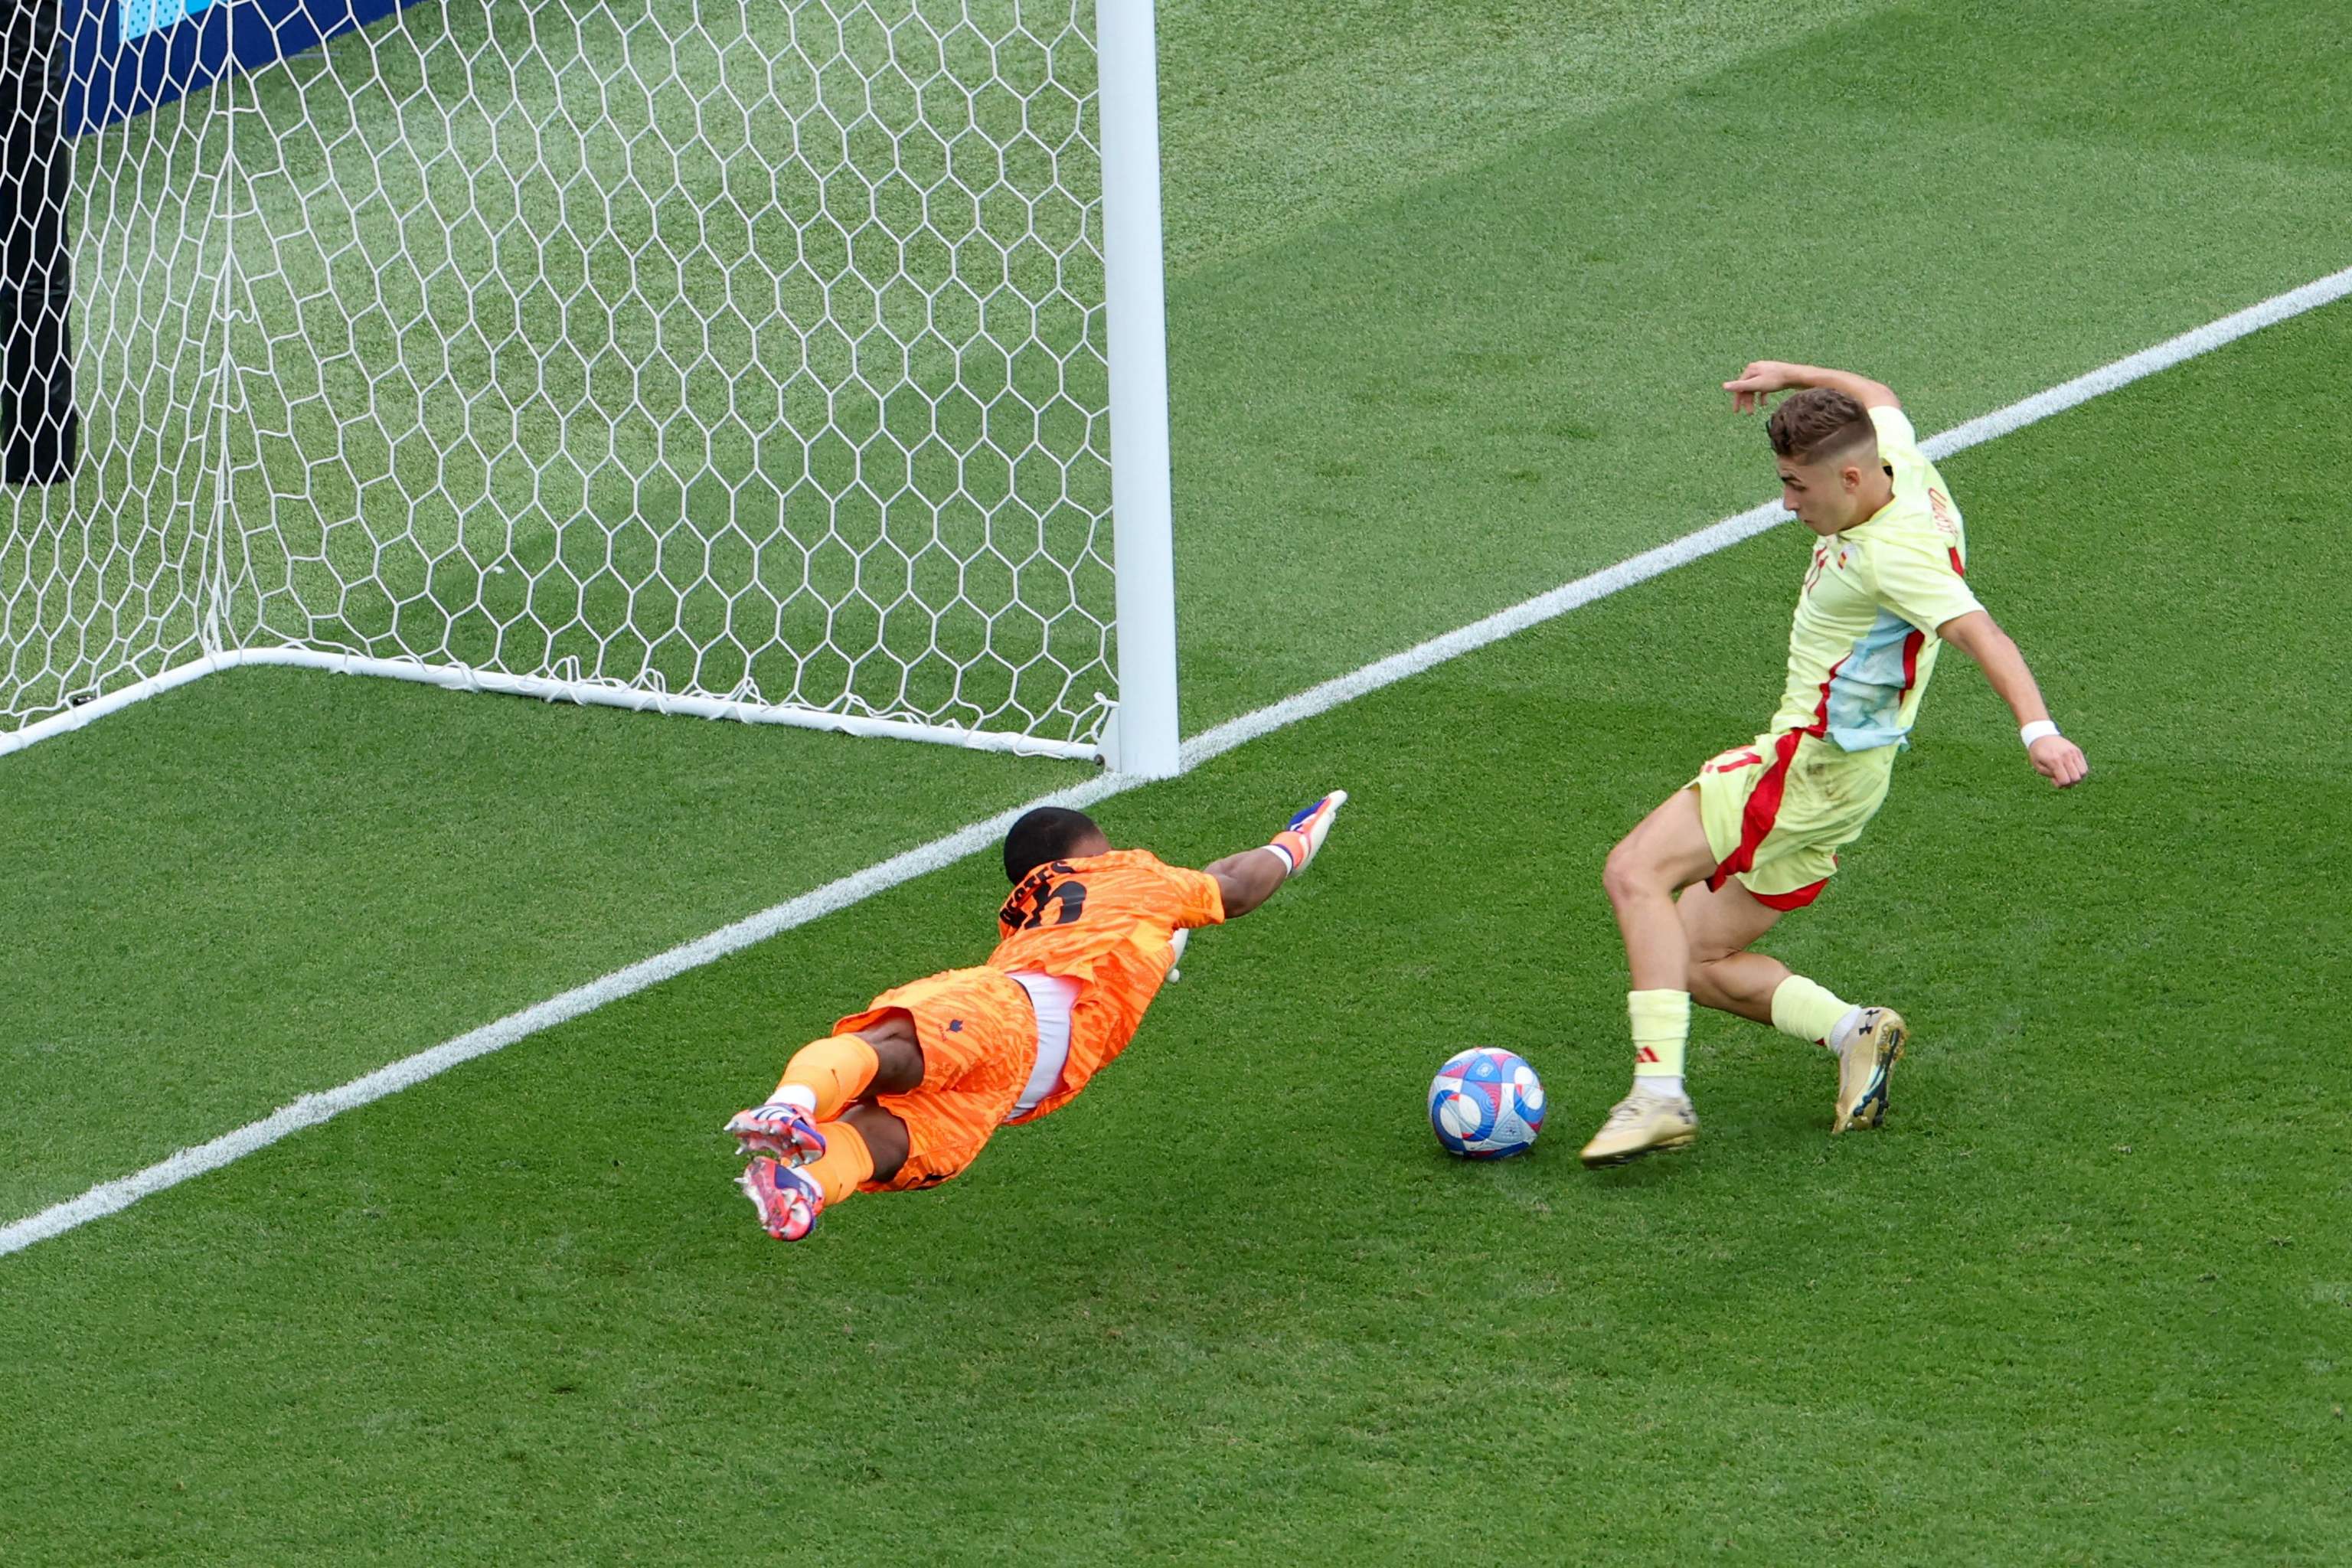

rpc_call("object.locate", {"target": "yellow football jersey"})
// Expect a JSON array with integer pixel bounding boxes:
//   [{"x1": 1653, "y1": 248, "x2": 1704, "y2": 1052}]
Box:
[{"x1": 1768, "y1": 407, "x2": 1984, "y2": 750}]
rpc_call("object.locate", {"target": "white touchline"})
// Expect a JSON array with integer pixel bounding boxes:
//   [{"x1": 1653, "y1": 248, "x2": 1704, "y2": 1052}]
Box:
[{"x1": 5, "y1": 263, "x2": 2348, "y2": 1260}]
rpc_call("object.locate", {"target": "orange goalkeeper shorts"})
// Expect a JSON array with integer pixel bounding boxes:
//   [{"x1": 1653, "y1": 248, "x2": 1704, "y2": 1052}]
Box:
[{"x1": 834, "y1": 966, "x2": 1037, "y2": 1192}]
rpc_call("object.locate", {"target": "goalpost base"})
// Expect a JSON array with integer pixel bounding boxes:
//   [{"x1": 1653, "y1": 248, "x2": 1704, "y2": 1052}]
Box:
[{"x1": 0, "y1": 649, "x2": 1106, "y2": 764}]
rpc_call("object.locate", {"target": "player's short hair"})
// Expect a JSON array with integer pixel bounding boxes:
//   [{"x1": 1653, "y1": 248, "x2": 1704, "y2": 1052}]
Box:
[
  {"x1": 1003, "y1": 806, "x2": 1102, "y2": 883},
  {"x1": 1768, "y1": 387, "x2": 1877, "y2": 464}
]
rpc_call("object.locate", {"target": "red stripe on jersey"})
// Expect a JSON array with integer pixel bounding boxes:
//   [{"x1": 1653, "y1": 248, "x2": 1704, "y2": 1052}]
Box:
[
  {"x1": 1948, "y1": 547, "x2": 1966, "y2": 578},
  {"x1": 1804, "y1": 652, "x2": 1848, "y2": 737}
]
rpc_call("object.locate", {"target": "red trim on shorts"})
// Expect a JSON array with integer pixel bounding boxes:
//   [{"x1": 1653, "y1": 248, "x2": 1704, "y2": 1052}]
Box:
[
  {"x1": 1706, "y1": 727, "x2": 1803, "y2": 893},
  {"x1": 1703, "y1": 648, "x2": 1856, "y2": 896},
  {"x1": 1749, "y1": 877, "x2": 1830, "y2": 910}
]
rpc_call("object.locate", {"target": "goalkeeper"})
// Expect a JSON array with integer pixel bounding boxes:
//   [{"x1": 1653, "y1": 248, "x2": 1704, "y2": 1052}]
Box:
[
  {"x1": 727, "y1": 792, "x2": 1348, "y2": 1241},
  {"x1": 1579, "y1": 361, "x2": 2089, "y2": 1168}
]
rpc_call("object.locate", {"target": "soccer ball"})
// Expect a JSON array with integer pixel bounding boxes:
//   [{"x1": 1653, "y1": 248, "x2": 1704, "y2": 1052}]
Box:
[{"x1": 1428, "y1": 1047, "x2": 1545, "y2": 1158}]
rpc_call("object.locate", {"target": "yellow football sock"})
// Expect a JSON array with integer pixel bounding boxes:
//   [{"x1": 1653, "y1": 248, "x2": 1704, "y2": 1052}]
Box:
[
  {"x1": 804, "y1": 1119, "x2": 876, "y2": 1207},
  {"x1": 1769, "y1": 975, "x2": 1853, "y2": 1050},
  {"x1": 1628, "y1": 988, "x2": 1690, "y2": 1083},
  {"x1": 773, "y1": 1034, "x2": 880, "y2": 1121}
]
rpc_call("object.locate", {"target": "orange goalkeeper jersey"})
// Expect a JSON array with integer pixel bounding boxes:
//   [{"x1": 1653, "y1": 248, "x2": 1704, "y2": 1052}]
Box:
[{"x1": 988, "y1": 848, "x2": 1225, "y2": 1122}]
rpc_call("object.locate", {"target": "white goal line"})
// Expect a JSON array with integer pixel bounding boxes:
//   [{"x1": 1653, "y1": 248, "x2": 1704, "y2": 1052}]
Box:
[{"x1": 5, "y1": 262, "x2": 2347, "y2": 1260}]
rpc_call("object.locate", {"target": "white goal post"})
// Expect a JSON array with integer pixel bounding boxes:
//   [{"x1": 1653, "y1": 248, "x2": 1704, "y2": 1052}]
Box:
[{"x1": 0, "y1": 0, "x2": 1181, "y2": 776}]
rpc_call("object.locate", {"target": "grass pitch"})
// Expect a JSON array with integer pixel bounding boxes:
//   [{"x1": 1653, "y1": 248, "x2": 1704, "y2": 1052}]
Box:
[
  {"x1": 4, "y1": 2, "x2": 2350, "y2": 1563},
  {"x1": 5, "y1": 284, "x2": 2348, "y2": 1568},
  {"x1": 5, "y1": 0, "x2": 2347, "y2": 1230}
]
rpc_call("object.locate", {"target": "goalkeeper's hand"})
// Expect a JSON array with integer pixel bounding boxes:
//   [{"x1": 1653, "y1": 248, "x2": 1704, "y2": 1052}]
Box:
[{"x1": 1265, "y1": 789, "x2": 1348, "y2": 877}]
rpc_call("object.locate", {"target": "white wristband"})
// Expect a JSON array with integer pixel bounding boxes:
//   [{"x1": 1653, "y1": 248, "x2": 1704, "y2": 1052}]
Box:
[
  {"x1": 1260, "y1": 842, "x2": 1298, "y2": 874},
  {"x1": 2019, "y1": 720, "x2": 2060, "y2": 748}
]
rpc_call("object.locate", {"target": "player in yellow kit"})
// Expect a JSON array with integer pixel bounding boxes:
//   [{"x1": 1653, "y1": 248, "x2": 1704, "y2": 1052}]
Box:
[
  {"x1": 1579, "y1": 362, "x2": 2090, "y2": 1167},
  {"x1": 726, "y1": 791, "x2": 1348, "y2": 1240}
]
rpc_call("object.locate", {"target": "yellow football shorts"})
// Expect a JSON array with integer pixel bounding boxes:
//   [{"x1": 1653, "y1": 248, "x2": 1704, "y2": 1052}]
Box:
[{"x1": 1690, "y1": 730, "x2": 1895, "y2": 908}]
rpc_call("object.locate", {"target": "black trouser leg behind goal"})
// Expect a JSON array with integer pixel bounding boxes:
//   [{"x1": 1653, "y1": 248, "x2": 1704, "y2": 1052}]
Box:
[{"x1": 0, "y1": 0, "x2": 77, "y2": 486}]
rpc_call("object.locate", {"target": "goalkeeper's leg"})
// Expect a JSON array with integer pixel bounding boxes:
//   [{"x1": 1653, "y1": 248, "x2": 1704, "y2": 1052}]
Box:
[
  {"x1": 727, "y1": 1017, "x2": 923, "y2": 1164},
  {"x1": 740, "y1": 1103, "x2": 912, "y2": 1241}
]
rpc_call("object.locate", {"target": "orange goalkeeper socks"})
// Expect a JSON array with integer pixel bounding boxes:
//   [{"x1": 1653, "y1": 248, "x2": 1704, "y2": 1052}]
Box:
[
  {"x1": 773, "y1": 1034, "x2": 880, "y2": 1121},
  {"x1": 804, "y1": 1119, "x2": 876, "y2": 1207}
]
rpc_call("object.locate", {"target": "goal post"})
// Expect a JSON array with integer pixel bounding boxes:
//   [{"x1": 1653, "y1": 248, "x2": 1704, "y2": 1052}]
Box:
[
  {"x1": 1097, "y1": 0, "x2": 1177, "y2": 779},
  {"x1": 0, "y1": 0, "x2": 1184, "y2": 773}
]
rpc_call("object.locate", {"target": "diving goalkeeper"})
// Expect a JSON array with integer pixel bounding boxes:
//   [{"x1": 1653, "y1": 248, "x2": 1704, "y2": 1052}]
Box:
[{"x1": 727, "y1": 792, "x2": 1348, "y2": 1240}]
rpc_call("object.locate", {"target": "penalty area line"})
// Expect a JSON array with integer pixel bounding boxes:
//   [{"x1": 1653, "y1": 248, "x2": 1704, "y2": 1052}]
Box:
[{"x1": 5, "y1": 262, "x2": 2347, "y2": 1261}]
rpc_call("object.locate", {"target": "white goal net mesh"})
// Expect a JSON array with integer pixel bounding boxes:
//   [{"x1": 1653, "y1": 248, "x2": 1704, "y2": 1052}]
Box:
[
  {"x1": 0, "y1": 34, "x2": 220, "y2": 730},
  {"x1": 5, "y1": 0, "x2": 1124, "y2": 753}
]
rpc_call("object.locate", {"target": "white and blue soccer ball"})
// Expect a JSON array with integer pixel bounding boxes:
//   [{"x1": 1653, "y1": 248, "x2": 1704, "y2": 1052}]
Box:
[{"x1": 1428, "y1": 1047, "x2": 1545, "y2": 1158}]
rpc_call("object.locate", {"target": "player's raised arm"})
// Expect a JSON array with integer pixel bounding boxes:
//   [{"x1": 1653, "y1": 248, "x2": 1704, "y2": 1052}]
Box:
[
  {"x1": 1936, "y1": 610, "x2": 2090, "y2": 789},
  {"x1": 1201, "y1": 790, "x2": 1348, "y2": 919},
  {"x1": 1724, "y1": 361, "x2": 1900, "y2": 415}
]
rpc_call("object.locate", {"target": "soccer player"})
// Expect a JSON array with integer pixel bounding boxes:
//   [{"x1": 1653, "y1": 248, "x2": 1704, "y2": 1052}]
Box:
[
  {"x1": 1578, "y1": 361, "x2": 2089, "y2": 1168},
  {"x1": 726, "y1": 791, "x2": 1348, "y2": 1240}
]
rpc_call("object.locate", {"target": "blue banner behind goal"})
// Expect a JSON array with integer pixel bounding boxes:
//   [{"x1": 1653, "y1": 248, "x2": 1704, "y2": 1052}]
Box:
[{"x1": 65, "y1": 0, "x2": 424, "y2": 135}]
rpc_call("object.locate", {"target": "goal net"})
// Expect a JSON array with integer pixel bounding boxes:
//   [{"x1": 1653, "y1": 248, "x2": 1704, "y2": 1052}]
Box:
[{"x1": 0, "y1": 0, "x2": 1177, "y2": 768}]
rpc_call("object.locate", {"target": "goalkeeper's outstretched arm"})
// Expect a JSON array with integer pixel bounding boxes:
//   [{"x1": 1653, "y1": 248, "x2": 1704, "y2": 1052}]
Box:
[{"x1": 1202, "y1": 790, "x2": 1348, "y2": 919}]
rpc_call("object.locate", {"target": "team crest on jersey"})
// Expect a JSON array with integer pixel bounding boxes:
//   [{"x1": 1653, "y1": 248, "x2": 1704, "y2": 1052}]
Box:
[{"x1": 1804, "y1": 544, "x2": 1834, "y2": 594}]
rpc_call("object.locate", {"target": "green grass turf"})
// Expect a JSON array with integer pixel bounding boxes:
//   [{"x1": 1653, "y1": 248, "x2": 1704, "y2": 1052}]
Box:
[
  {"x1": 1162, "y1": 0, "x2": 2352, "y2": 729},
  {"x1": 5, "y1": 0, "x2": 2347, "y2": 1242},
  {"x1": 0, "y1": 668, "x2": 1088, "y2": 1221},
  {"x1": 3, "y1": 298, "x2": 2347, "y2": 1563}
]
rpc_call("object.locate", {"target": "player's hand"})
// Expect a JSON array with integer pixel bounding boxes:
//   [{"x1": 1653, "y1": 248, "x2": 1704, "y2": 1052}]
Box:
[
  {"x1": 1724, "y1": 361, "x2": 1801, "y2": 413},
  {"x1": 1165, "y1": 926, "x2": 1189, "y2": 982},
  {"x1": 1268, "y1": 789, "x2": 1348, "y2": 876},
  {"x1": 2029, "y1": 735, "x2": 2089, "y2": 789}
]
